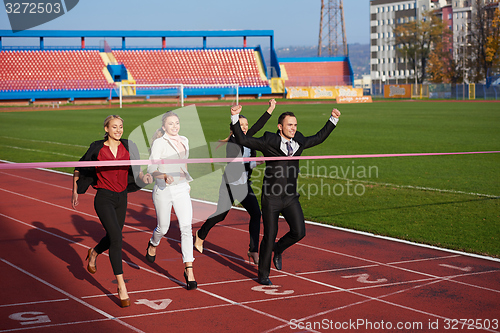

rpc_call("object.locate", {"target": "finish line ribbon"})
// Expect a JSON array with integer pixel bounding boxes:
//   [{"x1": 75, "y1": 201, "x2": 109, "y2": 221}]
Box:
[{"x1": 0, "y1": 151, "x2": 499, "y2": 170}]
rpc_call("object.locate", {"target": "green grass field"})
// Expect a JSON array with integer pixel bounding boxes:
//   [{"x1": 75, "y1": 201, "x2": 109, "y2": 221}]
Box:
[{"x1": 1, "y1": 101, "x2": 499, "y2": 257}]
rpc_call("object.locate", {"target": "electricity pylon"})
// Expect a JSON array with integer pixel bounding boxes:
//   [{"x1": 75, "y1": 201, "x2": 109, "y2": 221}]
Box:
[{"x1": 318, "y1": 0, "x2": 348, "y2": 57}]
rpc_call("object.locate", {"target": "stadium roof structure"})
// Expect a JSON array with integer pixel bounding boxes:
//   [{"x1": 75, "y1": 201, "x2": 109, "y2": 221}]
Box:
[
  {"x1": 0, "y1": 29, "x2": 274, "y2": 38},
  {"x1": 0, "y1": 29, "x2": 281, "y2": 77},
  {"x1": 0, "y1": 29, "x2": 279, "y2": 101}
]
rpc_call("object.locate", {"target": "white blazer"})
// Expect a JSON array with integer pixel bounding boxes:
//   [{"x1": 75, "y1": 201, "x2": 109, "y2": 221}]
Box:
[{"x1": 148, "y1": 134, "x2": 193, "y2": 187}]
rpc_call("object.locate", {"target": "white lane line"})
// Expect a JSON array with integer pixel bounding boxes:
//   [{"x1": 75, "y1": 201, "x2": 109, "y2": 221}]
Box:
[
  {"x1": 0, "y1": 209, "x2": 301, "y2": 329},
  {"x1": 295, "y1": 255, "x2": 462, "y2": 277},
  {"x1": 2, "y1": 200, "x2": 500, "y2": 333},
  {"x1": 0, "y1": 298, "x2": 69, "y2": 308},
  {"x1": 2, "y1": 166, "x2": 499, "y2": 265},
  {"x1": 0, "y1": 136, "x2": 88, "y2": 149},
  {"x1": 0, "y1": 258, "x2": 145, "y2": 333},
  {"x1": 0, "y1": 145, "x2": 81, "y2": 159},
  {"x1": 301, "y1": 173, "x2": 500, "y2": 198},
  {"x1": 2, "y1": 172, "x2": 500, "y2": 332},
  {"x1": 0, "y1": 318, "x2": 111, "y2": 333},
  {"x1": 265, "y1": 269, "x2": 500, "y2": 333},
  {"x1": 1, "y1": 184, "x2": 499, "y2": 295}
]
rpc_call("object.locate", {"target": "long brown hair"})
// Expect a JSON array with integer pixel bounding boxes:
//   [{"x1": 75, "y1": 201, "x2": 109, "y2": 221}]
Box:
[{"x1": 103, "y1": 115, "x2": 124, "y2": 140}]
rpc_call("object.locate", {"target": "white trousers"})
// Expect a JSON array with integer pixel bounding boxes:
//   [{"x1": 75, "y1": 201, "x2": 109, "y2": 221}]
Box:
[{"x1": 150, "y1": 182, "x2": 194, "y2": 263}]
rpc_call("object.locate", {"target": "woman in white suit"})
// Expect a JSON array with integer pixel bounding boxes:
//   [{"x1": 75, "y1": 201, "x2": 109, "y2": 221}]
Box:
[{"x1": 145, "y1": 111, "x2": 196, "y2": 290}]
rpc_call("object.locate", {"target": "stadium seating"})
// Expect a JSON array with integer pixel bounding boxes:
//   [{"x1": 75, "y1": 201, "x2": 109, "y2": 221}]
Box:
[
  {"x1": 0, "y1": 50, "x2": 114, "y2": 92},
  {"x1": 282, "y1": 61, "x2": 352, "y2": 87},
  {"x1": 0, "y1": 48, "x2": 269, "y2": 93},
  {"x1": 112, "y1": 49, "x2": 269, "y2": 87}
]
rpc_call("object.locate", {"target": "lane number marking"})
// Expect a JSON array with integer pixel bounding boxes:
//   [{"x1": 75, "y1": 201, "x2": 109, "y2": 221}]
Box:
[
  {"x1": 341, "y1": 273, "x2": 388, "y2": 284},
  {"x1": 251, "y1": 285, "x2": 294, "y2": 295}
]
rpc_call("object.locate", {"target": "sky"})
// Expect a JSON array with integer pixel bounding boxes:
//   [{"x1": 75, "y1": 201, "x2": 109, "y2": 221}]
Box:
[{"x1": 0, "y1": 0, "x2": 370, "y2": 48}]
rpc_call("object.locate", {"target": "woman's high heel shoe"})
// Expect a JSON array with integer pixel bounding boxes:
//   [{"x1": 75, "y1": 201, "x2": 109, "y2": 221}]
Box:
[
  {"x1": 184, "y1": 266, "x2": 197, "y2": 290},
  {"x1": 117, "y1": 288, "x2": 130, "y2": 308},
  {"x1": 86, "y1": 248, "x2": 97, "y2": 274},
  {"x1": 247, "y1": 251, "x2": 259, "y2": 265},
  {"x1": 145, "y1": 241, "x2": 156, "y2": 263},
  {"x1": 194, "y1": 231, "x2": 204, "y2": 254}
]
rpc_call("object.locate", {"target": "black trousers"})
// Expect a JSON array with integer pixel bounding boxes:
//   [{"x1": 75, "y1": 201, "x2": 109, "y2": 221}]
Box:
[
  {"x1": 258, "y1": 194, "x2": 305, "y2": 279},
  {"x1": 93, "y1": 188, "x2": 128, "y2": 275},
  {"x1": 198, "y1": 181, "x2": 261, "y2": 253}
]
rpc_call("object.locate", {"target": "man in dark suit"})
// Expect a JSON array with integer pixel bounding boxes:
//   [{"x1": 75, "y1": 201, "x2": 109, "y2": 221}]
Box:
[{"x1": 231, "y1": 105, "x2": 341, "y2": 285}]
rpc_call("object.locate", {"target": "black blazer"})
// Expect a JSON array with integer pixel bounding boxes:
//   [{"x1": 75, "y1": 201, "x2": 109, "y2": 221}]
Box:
[
  {"x1": 232, "y1": 117, "x2": 336, "y2": 197},
  {"x1": 223, "y1": 110, "x2": 271, "y2": 184},
  {"x1": 75, "y1": 139, "x2": 147, "y2": 194}
]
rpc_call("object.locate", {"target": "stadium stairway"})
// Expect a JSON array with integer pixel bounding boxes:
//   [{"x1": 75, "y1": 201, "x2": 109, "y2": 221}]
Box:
[{"x1": 99, "y1": 52, "x2": 136, "y2": 96}]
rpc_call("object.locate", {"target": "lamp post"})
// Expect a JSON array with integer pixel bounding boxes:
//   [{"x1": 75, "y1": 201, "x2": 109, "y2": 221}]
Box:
[
  {"x1": 460, "y1": 42, "x2": 471, "y2": 100},
  {"x1": 460, "y1": 21, "x2": 470, "y2": 100},
  {"x1": 462, "y1": 42, "x2": 466, "y2": 100},
  {"x1": 414, "y1": 49, "x2": 418, "y2": 85},
  {"x1": 405, "y1": 49, "x2": 408, "y2": 84}
]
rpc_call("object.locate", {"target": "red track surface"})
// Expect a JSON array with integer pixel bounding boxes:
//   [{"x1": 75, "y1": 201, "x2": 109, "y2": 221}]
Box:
[{"x1": 0, "y1": 167, "x2": 499, "y2": 332}]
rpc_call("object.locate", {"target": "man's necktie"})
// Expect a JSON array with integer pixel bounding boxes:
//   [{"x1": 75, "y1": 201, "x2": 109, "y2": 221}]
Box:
[{"x1": 286, "y1": 141, "x2": 293, "y2": 156}]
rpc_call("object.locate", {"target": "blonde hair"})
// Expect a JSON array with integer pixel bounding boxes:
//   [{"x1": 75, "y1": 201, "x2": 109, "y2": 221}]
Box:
[
  {"x1": 151, "y1": 111, "x2": 179, "y2": 144},
  {"x1": 103, "y1": 115, "x2": 124, "y2": 140}
]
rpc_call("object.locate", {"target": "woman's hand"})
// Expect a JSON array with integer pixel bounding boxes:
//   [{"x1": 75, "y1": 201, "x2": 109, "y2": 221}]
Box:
[
  {"x1": 163, "y1": 174, "x2": 174, "y2": 185},
  {"x1": 71, "y1": 192, "x2": 79, "y2": 210},
  {"x1": 231, "y1": 105, "x2": 242, "y2": 115},
  {"x1": 72, "y1": 170, "x2": 79, "y2": 210},
  {"x1": 142, "y1": 173, "x2": 153, "y2": 184}
]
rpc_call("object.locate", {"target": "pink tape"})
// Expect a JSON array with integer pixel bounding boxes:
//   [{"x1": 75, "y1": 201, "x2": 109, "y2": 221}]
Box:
[{"x1": 0, "y1": 151, "x2": 499, "y2": 170}]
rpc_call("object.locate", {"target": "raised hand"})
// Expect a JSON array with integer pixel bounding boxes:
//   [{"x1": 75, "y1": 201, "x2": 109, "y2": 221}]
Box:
[
  {"x1": 331, "y1": 108, "x2": 341, "y2": 118},
  {"x1": 267, "y1": 99, "x2": 277, "y2": 113},
  {"x1": 231, "y1": 105, "x2": 242, "y2": 115}
]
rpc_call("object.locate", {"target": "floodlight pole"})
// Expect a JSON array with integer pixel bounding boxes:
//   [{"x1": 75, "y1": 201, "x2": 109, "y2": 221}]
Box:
[
  {"x1": 463, "y1": 43, "x2": 465, "y2": 100},
  {"x1": 414, "y1": 49, "x2": 417, "y2": 85},
  {"x1": 405, "y1": 49, "x2": 408, "y2": 84},
  {"x1": 181, "y1": 85, "x2": 184, "y2": 107}
]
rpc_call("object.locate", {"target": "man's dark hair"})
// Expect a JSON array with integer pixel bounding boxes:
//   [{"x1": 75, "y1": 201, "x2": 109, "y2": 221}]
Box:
[{"x1": 278, "y1": 111, "x2": 296, "y2": 125}]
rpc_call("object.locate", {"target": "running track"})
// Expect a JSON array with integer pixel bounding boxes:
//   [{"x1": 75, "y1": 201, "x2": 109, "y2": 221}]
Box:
[{"x1": 0, "y1": 166, "x2": 499, "y2": 333}]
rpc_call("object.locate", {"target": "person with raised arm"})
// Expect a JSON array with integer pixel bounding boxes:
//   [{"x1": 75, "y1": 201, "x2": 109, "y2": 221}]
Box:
[
  {"x1": 230, "y1": 105, "x2": 341, "y2": 285},
  {"x1": 194, "y1": 99, "x2": 276, "y2": 264}
]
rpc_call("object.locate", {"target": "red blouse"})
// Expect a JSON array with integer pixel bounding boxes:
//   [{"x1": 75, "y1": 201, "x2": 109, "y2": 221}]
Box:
[{"x1": 95, "y1": 143, "x2": 130, "y2": 193}]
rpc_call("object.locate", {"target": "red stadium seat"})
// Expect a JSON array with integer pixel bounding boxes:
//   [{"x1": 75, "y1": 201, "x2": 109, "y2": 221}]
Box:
[
  {"x1": 0, "y1": 50, "x2": 110, "y2": 92},
  {"x1": 111, "y1": 48, "x2": 268, "y2": 88}
]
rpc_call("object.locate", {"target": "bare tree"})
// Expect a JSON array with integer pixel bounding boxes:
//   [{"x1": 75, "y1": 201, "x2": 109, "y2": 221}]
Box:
[
  {"x1": 485, "y1": 7, "x2": 500, "y2": 78},
  {"x1": 469, "y1": 0, "x2": 500, "y2": 82},
  {"x1": 426, "y1": 14, "x2": 457, "y2": 83},
  {"x1": 394, "y1": 12, "x2": 446, "y2": 83}
]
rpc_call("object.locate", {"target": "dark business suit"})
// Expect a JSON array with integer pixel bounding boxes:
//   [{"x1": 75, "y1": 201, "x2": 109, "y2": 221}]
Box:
[
  {"x1": 232, "y1": 116, "x2": 336, "y2": 280},
  {"x1": 197, "y1": 111, "x2": 271, "y2": 252}
]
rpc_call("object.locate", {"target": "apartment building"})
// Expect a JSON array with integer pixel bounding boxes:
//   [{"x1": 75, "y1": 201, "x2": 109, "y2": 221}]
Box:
[
  {"x1": 371, "y1": 0, "x2": 499, "y2": 85},
  {"x1": 369, "y1": 0, "x2": 485, "y2": 85},
  {"x1": 370, "y1": 0, "x2": 419, "y2": 85}
]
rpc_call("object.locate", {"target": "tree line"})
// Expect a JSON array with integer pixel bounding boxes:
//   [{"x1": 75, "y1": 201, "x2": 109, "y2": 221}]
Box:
[{"x1": 394, "y1": 0, "x2": 500, "y2": 84}]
